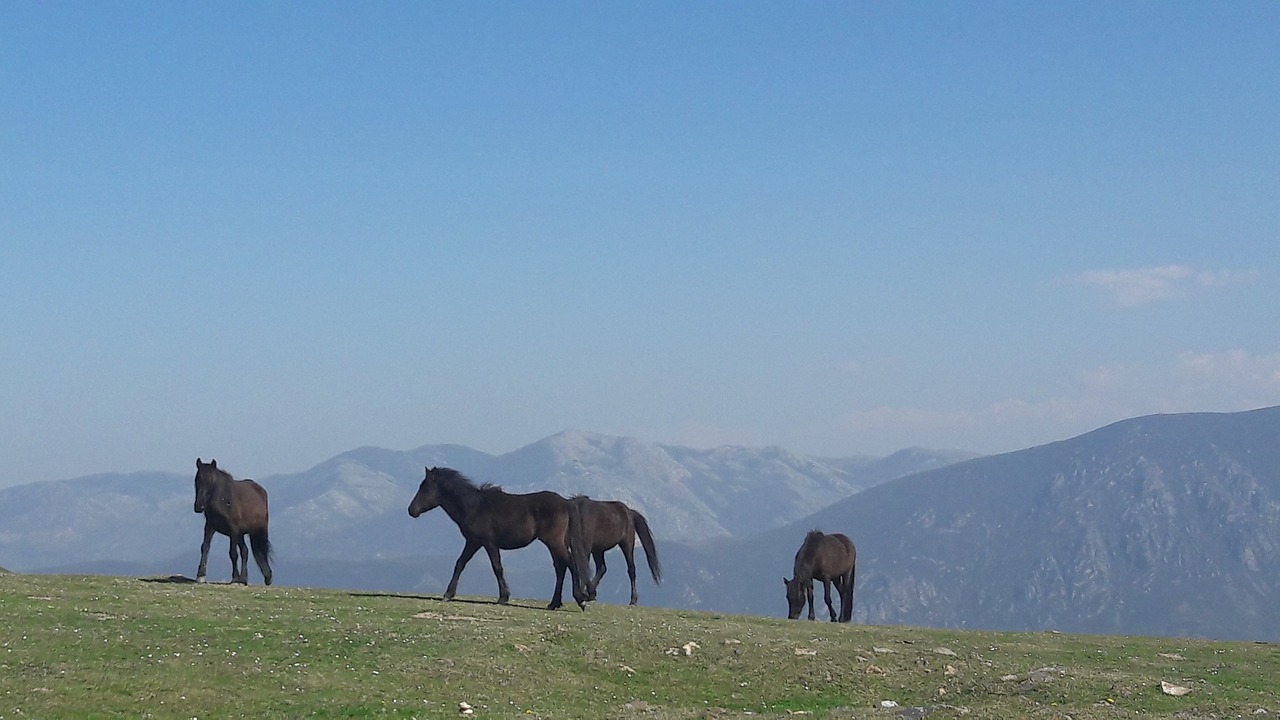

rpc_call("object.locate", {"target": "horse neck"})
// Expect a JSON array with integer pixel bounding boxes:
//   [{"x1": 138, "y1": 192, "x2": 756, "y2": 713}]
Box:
[
  {"x1": 435, "y1": 480, "x2": 484, "y2": 526},
  {"x1": 205, "y1": 472, "x2": 236, "y2": 511},
  {"x1": 792, "y1": 561, "x2": 814, "y2": 584},
  {"x1": 794, "y1": 541, "x2": 823, "y2": 582}
]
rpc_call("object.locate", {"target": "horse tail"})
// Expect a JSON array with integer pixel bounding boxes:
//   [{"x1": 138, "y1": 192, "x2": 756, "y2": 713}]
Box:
[
  {"x1": 250, "y1": 527, "x2": 272, "y2": 562},
  {"x1": 249, "y1": 526, "x2": 274, "y2": 585},
  {"x1": 632, "y1": 510, "x2": 662, "y2": 585}
]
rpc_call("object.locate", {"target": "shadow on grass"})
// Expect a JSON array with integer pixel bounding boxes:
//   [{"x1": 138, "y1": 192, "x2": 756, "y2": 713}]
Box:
[
  {"x1": 347, "y1": 591, "x2": 575, "y2": 612},
  {"x1": 139, "y1": 575, "x2": 199, "y2": 584}
]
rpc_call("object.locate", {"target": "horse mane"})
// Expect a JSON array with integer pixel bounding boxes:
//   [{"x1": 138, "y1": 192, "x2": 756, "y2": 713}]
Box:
[
  {"x1": 430, "y1": 467, "x2": 502, "y2": 512},
  {"x1": 804, "y1": 529, "x2": 825, "y2": 543},
  {"x1": 198, "y1": 459, "x2": 235, "y2": 484}
]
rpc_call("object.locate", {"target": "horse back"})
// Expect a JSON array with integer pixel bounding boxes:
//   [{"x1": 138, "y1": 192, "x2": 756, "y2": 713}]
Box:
[
  {"x1": 477, "y1": 489, "x2": 570, "y2": 548},
  {"x1": 577, "y1": 498, "x2": 633, "y2": 550},
  {"x1": 796, "y1": 531, "x2": 856, "y2": 580},
  {"x1": 229, "y1": 478, "x2": 270, "y2": 528},
  {"x1": 825, "y1": 533, "x2": 857, "y2": 572}
]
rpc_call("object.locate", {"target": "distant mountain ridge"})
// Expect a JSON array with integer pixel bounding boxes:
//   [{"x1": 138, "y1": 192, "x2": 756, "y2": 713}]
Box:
[
  {"x1": 9, "y1": 410, "x2": 1278, "y2": 641},
  {"x1": 655, "y1": 407, "x2": 1280, "y2": 640},
  {"x1": 0, "y1": 430, "x2": 967, "y2": 571}
]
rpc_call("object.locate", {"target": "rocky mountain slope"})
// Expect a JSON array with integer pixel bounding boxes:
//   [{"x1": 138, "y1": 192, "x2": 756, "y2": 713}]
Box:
[{"x1": 656, "y1": 407, "x2": 1280, "y2": 641}]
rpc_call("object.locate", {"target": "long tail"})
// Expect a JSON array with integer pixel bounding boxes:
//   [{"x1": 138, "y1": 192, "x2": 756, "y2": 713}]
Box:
[
  {"x1": 567, "y1": 498, "x2": 592, "y2": 604},
  {"x1": 249, "y1": 527, "x2": 273, "y2": 585},
  {"x1": 249, "y1": 528, "x2": 272, "y2": 562},
  {"x1": 840, "y1": 560, "x2": 856, "y2": 622},
  {"x1": 632, "y1": 510, "x2": 662, "y2": 585}
]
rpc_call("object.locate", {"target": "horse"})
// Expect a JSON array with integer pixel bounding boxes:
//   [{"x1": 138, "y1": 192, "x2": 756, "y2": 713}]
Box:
[
  {"x1": 571, "y1": 496, "x2": 661, "y2": 605},
  {"x1": 193, "y1": 458, "x2": 273, "y2": 585},
  {"x1": 407, "y1": 466, "x2": 589, "y2": 611},
  {"x1": 783, "y1": 529, "x2": 856, "y2": 622}
]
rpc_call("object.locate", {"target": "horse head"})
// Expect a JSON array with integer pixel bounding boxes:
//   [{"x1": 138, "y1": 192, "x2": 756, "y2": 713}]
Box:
[
  {"x1": 783, "y1": 576, "x2": 806, "y2": 619},
  {"x1": 193, "y1": 458, "x2": 222, "y2": 514},
  {"x1": 407, "y1": 466, "x2": 443, "y2": 518}
]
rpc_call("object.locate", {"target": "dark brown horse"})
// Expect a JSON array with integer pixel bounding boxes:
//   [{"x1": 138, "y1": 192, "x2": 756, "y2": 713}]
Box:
[
  {"x1": 784, "y1": 529, "x2": 855, "y2": 622},
  {"x1": 193, "y1": 458, "x2": 273, "y2": 585},
  {"x1": 407, "y1": 467, "x2": 589, "y2": 610},
  {"x1": 571, "y1": 496, "x2": 661, "y2": 605}
]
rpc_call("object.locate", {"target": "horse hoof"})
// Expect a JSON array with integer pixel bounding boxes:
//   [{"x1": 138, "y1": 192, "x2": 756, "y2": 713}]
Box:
[{"x1": 196, "y1": 576, "x2": 207, "y2": 584}]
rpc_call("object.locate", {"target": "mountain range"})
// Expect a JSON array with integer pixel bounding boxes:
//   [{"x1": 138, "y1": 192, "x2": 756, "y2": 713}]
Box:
[
  {"x1": 0, "y1": 430, "x2": 967, "y2": 573},
  {"x1": 3, "y1": 409, "x2": 1278, "y2": 641},
  {"x1": 658, "y1": 407, "x2": 1280, "y2": 641}
]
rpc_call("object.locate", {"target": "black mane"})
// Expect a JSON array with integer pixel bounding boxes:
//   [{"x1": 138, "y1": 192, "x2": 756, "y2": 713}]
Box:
[
  {"x1": 432, "y1": 467, "x2": 503, "y2": 494},
  {"x1": 429, "y1": 467, "x2": 500, "y2": 516}
]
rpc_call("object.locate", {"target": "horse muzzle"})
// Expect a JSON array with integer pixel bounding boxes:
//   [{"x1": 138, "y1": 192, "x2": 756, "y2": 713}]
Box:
[{"x1": 193, "y1": 501, "x2": 204, "y2": 514}]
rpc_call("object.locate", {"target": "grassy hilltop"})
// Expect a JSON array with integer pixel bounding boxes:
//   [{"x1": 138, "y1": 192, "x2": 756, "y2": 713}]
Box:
[{"x1": 1, "y1": 573, "x2": 1277, "y2": 719}]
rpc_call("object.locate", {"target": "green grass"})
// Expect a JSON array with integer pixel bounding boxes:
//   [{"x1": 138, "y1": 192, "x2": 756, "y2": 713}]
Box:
[{"x1": 2, "y1": 573, "x2": 1277, "y2": 719}]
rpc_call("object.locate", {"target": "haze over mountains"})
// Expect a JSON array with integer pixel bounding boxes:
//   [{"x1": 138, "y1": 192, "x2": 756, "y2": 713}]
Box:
[
  {"x1": 0, "y1": 431, "x2": 967, "y2": 572},
  {"x1": 3, "y1": 409, "x2": 1279, "y2": 641}
]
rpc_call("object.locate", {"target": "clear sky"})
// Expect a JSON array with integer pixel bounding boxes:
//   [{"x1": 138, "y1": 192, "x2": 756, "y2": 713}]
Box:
[{"x1": 3, "y1": 2, "x2": 1278, "y2": 487}]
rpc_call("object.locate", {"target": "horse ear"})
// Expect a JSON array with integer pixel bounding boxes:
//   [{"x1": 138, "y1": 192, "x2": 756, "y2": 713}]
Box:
[
  {"x1": 196, "y1": 457, "x2": 202, "y2": 467},
  {"x1": 210, "y1": 459, "x2": 217, "y2": 468}
]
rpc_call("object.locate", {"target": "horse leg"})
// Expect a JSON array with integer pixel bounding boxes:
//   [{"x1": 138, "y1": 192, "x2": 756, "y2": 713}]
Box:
[
  {"x1": 839, "y1": 563, "x2": 860, "y2": 620},
  {"x1": 444, "y1": 539, "x2": 482, "y2": 601},
  {"x1": 805, "y1": 581, "x2": 816, "y2": 621},
  {"x1": 196, "y1": 522, "x2": 215, "y2": 582},
  {"x1": 822, "y1": 578, "x2": 838, "y2": 622},
  {"x1": 483, "y1": 544, "x2": 511, "y2": 605},
  {"x1": 226, "y1": 536, "x2": 239, "y2": 583},
  {"x1": 546, "y1": 538, "x2": 587, "y2": 611},
  {"x1": 622, "y1": 542, "x2": 639, "y2": 606},
  {"x1": 587, "y1": 550, "x2": 607, "y2": 601},
  {"x1": 548, "y1": 552, "x2": 568, "y2": 611},
  {"x1": 235, "y1": 533, "x2": 252, "y2": 584},
  {"x1": 839, "y1": 570, "x2": 854, "y2": 623},
  {"x1": 230, "y1": 533, "x2": 249, "y2": 584}
]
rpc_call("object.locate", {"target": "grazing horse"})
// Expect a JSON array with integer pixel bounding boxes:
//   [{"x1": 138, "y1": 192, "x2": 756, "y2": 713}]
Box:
[
  {"x1": 193, "y1": 458, "x2": 273, "y2": 585},
  {"x1": 571, "y1": 496, "x2": 661, "y2": 605},
  {"x1": 407, "y1": 467, "x2": 589, "y2": 610},
  {"x1": 784, "y1": 529, "x2": 856, "y2": 622}
]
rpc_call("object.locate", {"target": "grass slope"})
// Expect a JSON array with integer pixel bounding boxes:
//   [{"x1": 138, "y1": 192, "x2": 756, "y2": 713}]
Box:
[{"x1": 1, "y1": 573, "x2": 1277, "y2": 719}]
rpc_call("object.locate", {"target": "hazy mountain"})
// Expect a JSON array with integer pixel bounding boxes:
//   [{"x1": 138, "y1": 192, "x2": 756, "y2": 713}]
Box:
[
  {"x1": 9, "y1": 409, "x2": 1280, "y2": 641},
  {"x1": 648, "y1": 407, "x2": 1280, "y2": 641},
  {"x1": 0, "y1": 431, "x2": 959, "y2": 573},
  {"x1": 0, "y1": 472, "x2": 196, "y2": 569}
]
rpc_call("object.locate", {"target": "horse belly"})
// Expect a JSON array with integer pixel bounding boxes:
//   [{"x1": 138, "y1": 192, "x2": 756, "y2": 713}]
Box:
[{"x1": 492, "y1": 526, "x2": 538, "y2": 550}]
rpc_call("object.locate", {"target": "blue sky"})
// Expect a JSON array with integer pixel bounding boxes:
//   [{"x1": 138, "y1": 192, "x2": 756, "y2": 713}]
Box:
[{"x1": 3, "y1": 2, "x2": 1278, "y2": 486}]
